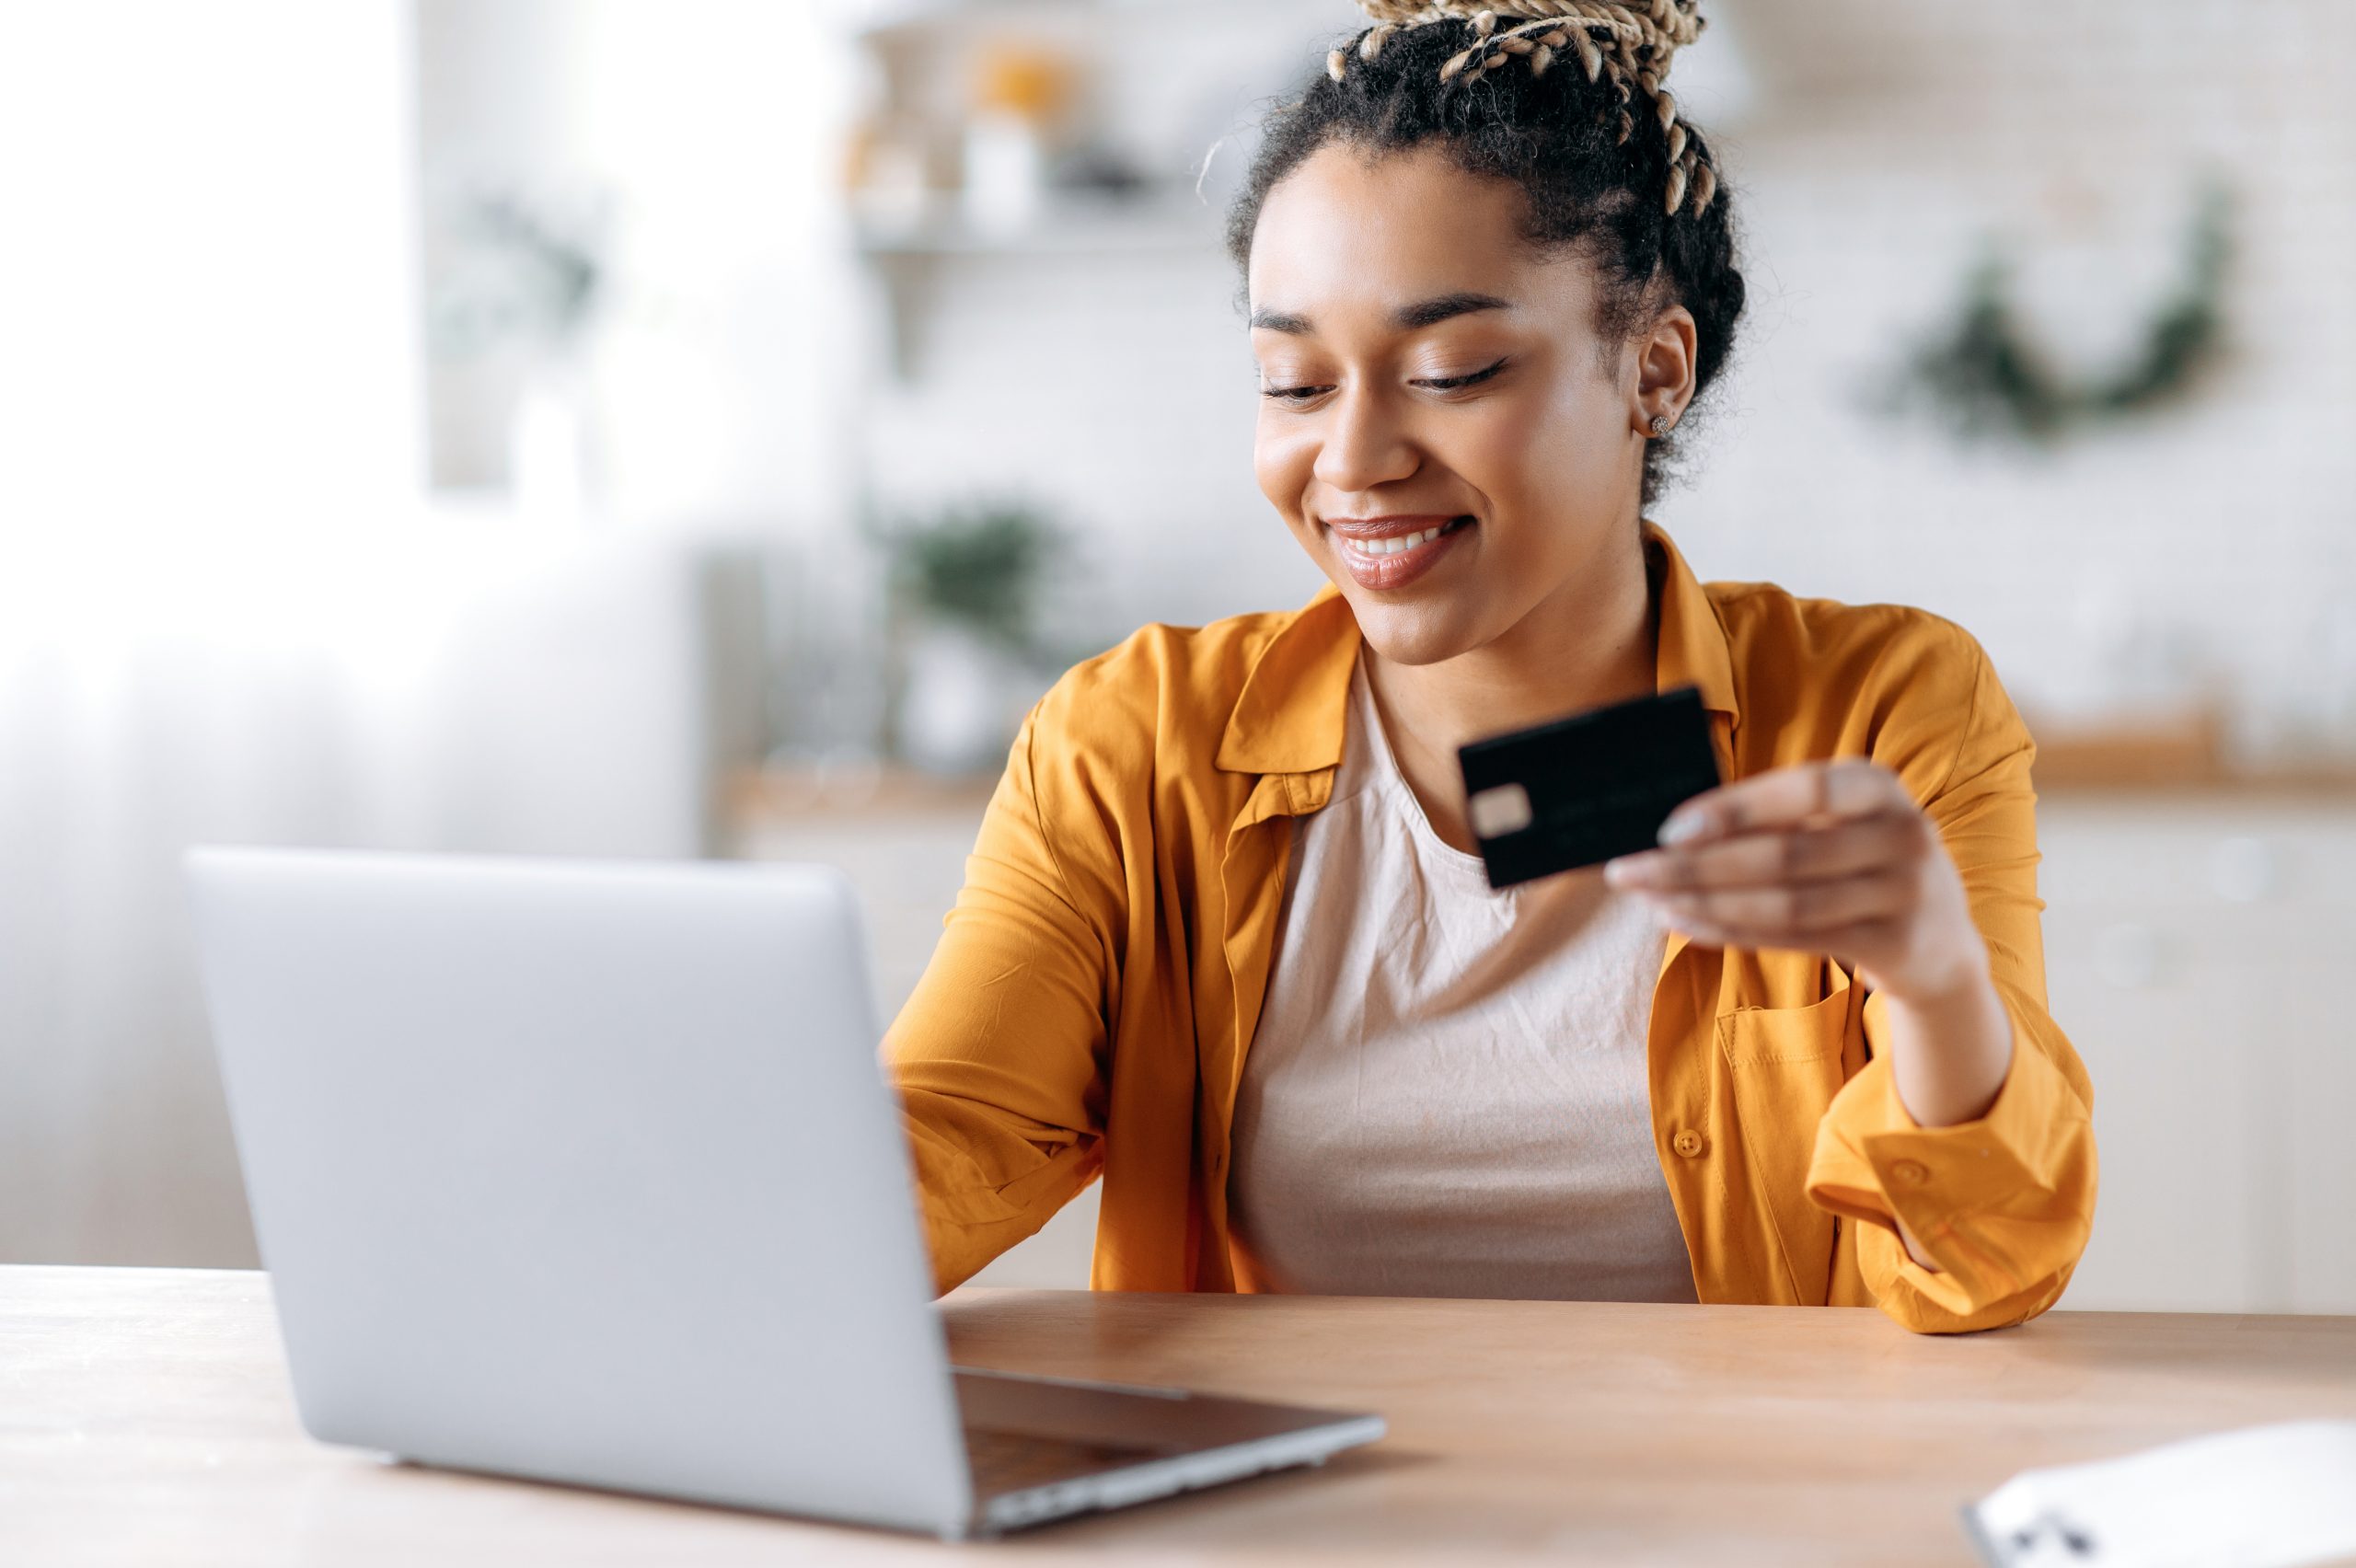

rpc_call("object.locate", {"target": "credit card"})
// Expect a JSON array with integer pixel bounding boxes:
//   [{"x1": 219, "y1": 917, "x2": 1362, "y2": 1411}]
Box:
[{"x1": 1456, "y1": 685, "x2": 1721, "y2": 889}]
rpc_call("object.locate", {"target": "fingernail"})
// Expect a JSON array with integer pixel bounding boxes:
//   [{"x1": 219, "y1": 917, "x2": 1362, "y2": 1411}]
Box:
[{"x1": 1658, "y1": 812, "x2": 1704, "y2": 847}]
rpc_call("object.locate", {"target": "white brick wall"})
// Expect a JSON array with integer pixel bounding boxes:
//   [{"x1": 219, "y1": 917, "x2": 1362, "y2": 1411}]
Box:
[
  {"x1": 858, "y1": 0, "x2": 2356, "y2": 761},
  {"x1": 1671, "y1": 0, "x2": 2356, "y2": 763}
]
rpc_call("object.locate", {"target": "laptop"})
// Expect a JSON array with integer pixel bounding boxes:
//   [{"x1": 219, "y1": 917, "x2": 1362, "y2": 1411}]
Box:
[{"x1": 185, "y1": 847, "x2": 1383, "y2": 1539}]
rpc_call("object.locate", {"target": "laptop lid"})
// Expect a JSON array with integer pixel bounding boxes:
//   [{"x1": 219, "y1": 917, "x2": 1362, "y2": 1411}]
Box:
[{"x1": 186, "y1": 847, "x2": 975, "y2": 1537}]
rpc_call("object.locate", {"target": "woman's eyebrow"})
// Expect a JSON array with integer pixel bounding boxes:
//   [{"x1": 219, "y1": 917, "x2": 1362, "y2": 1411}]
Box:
[
  {"x1": 1248, "y1": 291, "x2": 1515, "y2": 336},
  {"x1": 1393, "y1": 290, "x2": 1513, "y2": 329}
]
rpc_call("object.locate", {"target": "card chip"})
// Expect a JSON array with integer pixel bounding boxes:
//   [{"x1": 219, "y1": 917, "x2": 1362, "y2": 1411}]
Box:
[{"x1": 1468, "y1": 783, "x2": 1534, "y2": 837}]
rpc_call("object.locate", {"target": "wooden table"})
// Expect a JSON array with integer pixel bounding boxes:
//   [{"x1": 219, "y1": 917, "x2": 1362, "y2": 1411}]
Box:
[{"x1": 5, "y1": 1268, "x2": 2353, "y2": 1565}]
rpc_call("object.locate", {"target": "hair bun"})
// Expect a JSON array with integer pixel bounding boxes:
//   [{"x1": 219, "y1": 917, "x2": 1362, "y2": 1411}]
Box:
[
  {"x1": 1351, "y1": 2, "x2": 1702, "y2": 69},
  {"x1": 1335, "y1": 1, "x2": 1714, "y2": 214}
]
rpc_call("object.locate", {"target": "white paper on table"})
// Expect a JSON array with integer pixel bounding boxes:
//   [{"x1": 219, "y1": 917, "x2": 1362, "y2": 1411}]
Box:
[{"x1": 1963, "y1": 1420, "x2": 2356, "y2": 1568}]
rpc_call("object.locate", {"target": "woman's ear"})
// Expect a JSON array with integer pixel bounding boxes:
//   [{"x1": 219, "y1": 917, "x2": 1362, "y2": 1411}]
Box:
[{"x1": 1629, "y1": 304, "x2": 1699, "y2": 437}]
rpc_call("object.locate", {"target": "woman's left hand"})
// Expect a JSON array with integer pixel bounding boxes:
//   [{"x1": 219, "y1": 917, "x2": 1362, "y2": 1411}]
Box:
[{"x1": 1602, "y1": 758, "x2": 1988, "y2": 1009}]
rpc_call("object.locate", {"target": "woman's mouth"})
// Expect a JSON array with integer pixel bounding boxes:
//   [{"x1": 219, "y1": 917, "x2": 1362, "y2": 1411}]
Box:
[{"x1": 1325, "y1": 514, "x2": 1476, "y2": 591}]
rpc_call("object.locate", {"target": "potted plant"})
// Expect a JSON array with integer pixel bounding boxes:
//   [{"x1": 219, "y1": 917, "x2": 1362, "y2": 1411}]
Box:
[{"x1": 873, "y1": 498, "x2": 1068, "y2": 775}]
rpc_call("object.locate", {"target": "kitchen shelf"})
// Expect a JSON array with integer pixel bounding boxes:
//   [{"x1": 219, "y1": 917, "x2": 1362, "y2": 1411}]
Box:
[
  {"x1": 855, "y1": 189, "x2": 1227, "y2": 375},
  {"x1": 854, "y1": 190, "x2": 1223, "y2": 257}
]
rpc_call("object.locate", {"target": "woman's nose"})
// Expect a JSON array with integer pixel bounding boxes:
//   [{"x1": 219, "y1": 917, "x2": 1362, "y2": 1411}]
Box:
[{"x1": 1311, "y1": 385, "x2": 1419, "y2": 494}]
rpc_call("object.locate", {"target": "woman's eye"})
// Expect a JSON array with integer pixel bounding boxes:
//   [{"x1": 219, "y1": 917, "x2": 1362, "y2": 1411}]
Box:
[
  {"x1": 1415, "y1": 358, "x2": 1509, "y2": 391},
  {"x1": 1255, "y1": 356, "x2": 1507, "y2": 403}
]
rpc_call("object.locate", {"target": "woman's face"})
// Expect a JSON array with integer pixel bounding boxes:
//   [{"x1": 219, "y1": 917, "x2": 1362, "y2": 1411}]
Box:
[{"x1": 1248, "y1": 140, "x2": 1687, "y2": 667}]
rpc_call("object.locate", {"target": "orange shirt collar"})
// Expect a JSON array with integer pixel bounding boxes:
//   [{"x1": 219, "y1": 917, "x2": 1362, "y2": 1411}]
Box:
[{"x1": 1215, "y1": 518, "x2": 1738, "y2": 777}]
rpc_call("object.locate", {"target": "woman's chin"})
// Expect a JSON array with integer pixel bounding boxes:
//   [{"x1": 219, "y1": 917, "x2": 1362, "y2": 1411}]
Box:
[{"x1": 1343, "y1": 594, "x2": 1484, "y2": 668}]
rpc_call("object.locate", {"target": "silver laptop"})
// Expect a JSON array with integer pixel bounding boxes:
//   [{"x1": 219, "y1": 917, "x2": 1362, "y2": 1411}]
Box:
[{"x1": 185, "y1": 847, "x2": 1382, "y2": 1539}]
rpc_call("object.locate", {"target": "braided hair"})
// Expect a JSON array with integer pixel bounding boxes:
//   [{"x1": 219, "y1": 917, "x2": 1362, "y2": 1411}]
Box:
[{"x1": 1225, "y1": 1, "x2": 1746, "y2": 505}]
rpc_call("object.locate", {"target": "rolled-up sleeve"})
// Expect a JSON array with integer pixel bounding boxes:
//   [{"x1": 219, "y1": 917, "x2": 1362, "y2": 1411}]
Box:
[
  {"x1": 881, "y1": 680, "x2": 1122, "y2": 1295},
  {"x1": 1806, "y1": 636, "x2": 2097, "y2": 1333}
]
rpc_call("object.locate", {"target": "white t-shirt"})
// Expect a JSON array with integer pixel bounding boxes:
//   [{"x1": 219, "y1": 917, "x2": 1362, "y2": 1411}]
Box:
[{"x1": 1227, "y1": 652, "x2": 1698, "y2": 1303}]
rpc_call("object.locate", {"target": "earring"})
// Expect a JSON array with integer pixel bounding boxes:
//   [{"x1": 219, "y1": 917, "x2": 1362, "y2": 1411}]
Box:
[{"x1": 1649, "y1": 413, "x2": 1673, "y2": 438}]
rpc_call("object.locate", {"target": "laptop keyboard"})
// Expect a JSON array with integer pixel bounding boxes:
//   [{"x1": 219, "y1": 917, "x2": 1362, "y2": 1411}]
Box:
[{"x1": 964, "y1": 1426, "x2": 1160, "y2": 1497}]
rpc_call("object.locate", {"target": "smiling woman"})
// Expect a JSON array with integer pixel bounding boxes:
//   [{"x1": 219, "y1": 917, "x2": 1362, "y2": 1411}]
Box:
[{"x1": 882, "y1": 0, "x2": 2096, "y2": 1335}]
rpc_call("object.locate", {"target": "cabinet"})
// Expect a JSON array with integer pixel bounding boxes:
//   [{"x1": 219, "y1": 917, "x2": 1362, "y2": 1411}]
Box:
[{"x1": 2035, "y1": 792, "x2": 2356, "y2": 1313}]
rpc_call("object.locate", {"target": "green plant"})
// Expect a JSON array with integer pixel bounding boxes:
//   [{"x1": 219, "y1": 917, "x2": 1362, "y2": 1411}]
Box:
[
  {"x1": 876, "y1": 499, "x2": 1065, "y2": 652},
  {"x1": 427, "y1": 187, "x2": 609, "y2": 362},
  {"x1": 1888, "y1": 182, "x2": 2231, "y2": 444}
]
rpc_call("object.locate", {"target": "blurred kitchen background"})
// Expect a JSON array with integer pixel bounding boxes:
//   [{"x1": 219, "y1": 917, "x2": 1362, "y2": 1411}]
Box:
[{"x1": 3, "y1": 0, "x2": 2350, "y2": 1311}]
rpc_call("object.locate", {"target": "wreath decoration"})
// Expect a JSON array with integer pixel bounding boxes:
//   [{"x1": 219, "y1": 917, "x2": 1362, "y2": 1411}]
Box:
[{"x1": 1888, "y1": 184, "x2": 2232, "y2": 444}]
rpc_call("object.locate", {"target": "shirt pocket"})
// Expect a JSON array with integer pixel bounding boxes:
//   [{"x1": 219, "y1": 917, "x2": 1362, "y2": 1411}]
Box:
[{"x1": 1715, "y1": 980, "x2": 1862, "y2": 1304}]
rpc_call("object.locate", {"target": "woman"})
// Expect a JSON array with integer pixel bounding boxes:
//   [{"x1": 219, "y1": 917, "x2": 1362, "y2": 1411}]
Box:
[{"x1": 884, "y1": 0, "x2": 2095, "y2": 1334}]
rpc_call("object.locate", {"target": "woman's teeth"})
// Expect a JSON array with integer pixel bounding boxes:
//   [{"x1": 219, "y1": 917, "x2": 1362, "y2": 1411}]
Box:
[{"x1": 1344, "y1": 521, "x2": 1460, "y2": 555}]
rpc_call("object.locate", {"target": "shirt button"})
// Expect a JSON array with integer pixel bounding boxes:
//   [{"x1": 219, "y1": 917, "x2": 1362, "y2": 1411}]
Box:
[
  {"x1": 1672, "y1": 1129, "x2": 1705, "y2": 1159},
  {"x1": 1891, "y1": 1159, "x2": 1931, "y2": 1187}
]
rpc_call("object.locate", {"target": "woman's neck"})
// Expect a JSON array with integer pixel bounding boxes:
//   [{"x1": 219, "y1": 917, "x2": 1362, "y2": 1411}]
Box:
[{"x1": 1361, "y1": 536, "x2": 1661, "y2": 857}]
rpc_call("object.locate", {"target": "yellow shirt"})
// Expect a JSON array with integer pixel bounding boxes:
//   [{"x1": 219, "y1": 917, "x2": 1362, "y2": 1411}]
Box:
[{"x1": 883, "y1": 520, "x2": 2097, "y2": 1334}]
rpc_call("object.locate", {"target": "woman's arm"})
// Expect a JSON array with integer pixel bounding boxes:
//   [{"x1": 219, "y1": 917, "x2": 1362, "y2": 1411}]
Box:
[
  {"x1": 882, "y1": 678, "x2": 1125, "y2": 1295},
  {"x1": 1877, "y1": 972, "x2": 2015, "y2": 1269},
  {"x1": 1605, "y1": 636, "x2": 2096, "y2": 1330}
]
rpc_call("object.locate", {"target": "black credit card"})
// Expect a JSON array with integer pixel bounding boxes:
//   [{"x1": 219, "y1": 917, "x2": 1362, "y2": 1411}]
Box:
[{"x1": 1456, "y1": 685, "x2": 1721, "y2": 889}]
